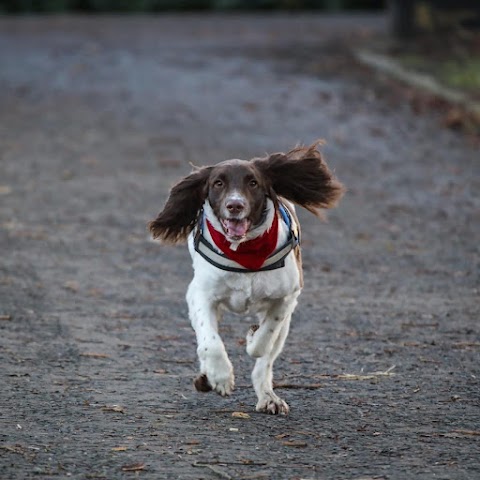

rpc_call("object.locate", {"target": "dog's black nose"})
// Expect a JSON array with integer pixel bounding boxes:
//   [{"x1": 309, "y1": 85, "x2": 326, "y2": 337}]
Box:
[{"x1": 226, "y1": 200, "x2": 245, "y2": 214}]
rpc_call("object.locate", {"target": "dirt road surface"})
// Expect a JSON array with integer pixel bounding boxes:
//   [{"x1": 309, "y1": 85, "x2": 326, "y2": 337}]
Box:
[{"x1": 1, "y1": 13, "x2": 479, "y2": 480}]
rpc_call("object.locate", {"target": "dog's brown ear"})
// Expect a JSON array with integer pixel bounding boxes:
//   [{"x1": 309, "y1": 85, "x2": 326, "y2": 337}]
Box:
[
  {"x1": 254, "y1": 142, "x2": 345, "y2": 216},
  {"x1": 149, "y1": 166, "x2": 213, "y2": 244}
]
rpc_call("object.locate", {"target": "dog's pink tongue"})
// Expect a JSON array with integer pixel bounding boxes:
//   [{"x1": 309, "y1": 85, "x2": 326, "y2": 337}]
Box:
[{"x1": 224, "y1": 219, "x2": 249, "y2": 238}]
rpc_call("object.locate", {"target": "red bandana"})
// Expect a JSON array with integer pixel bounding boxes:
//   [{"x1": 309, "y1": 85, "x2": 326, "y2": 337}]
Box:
[{"x1": 206, "y1": 213, "x2": 279, "y2": 271}]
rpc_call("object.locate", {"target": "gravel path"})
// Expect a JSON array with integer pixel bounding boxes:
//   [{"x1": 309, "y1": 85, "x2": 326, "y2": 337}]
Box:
[{"x1": 1, "y1": 14, "x2": 479, "y2": 479}]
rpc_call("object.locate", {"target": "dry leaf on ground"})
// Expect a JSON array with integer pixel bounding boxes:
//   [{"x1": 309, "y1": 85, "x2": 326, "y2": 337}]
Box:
[
  {"x1": 121, "y1": 463, "x2": 145, "y2": 472},
  {"x1": 102, "y1": 405, "x2": 125, "y2": 413},
  {"x1": 80, "y1": 352, "x2": 110, "y2": 359},
  {"x1": 281, "y1": 440, "x2": 308, "y2": 447},
  {"x1": 232, "y1": 411, "x2": 250, "y2": 419}
]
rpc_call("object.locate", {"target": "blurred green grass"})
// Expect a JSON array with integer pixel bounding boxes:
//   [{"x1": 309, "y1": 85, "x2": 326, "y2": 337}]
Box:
[
  {"x1": 398, "y1": 53, "x2": 480, "y2": 96},
  {"x1": 442, "y1": 59, "x2": 480, "y2": 91}
]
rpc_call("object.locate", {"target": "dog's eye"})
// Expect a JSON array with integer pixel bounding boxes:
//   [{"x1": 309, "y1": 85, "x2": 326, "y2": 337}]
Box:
[
  {"x1": 249, "y1": 180, "x2": 258, "y2": 188},
  {"x1": 213, "y1": 180, "x2": 224, "y2": 188}
]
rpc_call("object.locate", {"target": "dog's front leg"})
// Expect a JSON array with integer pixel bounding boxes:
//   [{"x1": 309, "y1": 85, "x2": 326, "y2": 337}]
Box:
[
  {"x1": 246, "y1": 293, "x2": 299, "y2": 414},
  {"x1": 187, "y1": 282, "x2": 234, "y2": 397}
]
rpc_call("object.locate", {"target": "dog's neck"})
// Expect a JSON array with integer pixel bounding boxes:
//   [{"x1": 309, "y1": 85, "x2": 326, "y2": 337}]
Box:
[{"x1": 203, "y1": 198, "x2": 276, "y2": 251}]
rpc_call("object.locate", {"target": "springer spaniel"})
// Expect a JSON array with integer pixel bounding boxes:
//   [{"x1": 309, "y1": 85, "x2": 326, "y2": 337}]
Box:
[{"x1": 149, "y1": 143, "x2": 344, "y2": 414}]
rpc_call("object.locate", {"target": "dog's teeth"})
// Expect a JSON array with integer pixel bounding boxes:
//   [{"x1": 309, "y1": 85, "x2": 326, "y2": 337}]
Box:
[{"x1": 222, "y1": 218, "x2": 250, "y2": 238}]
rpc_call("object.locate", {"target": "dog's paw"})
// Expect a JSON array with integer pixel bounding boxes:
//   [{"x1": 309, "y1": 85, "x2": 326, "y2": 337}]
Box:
[
  {"x1": 200, "y1": 357, "x2": 235, "y2": 397},
  {"x1": 211, "y1": 374, "x2": 235, "y2": 397},
  {"x1": 256, "y1": 394, "x2": 289, "y2": 415}
]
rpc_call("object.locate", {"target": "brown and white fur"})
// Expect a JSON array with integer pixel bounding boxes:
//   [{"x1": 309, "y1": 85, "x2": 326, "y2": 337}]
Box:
[{"x1": 149, "y1": 143, "x2": 344, "y2": 414}]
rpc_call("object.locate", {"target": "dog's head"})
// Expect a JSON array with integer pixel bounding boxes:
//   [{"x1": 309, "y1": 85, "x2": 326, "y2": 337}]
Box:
[
  {"x1": 149, "y1": 142, "x2": 345, "y2": 244},
  {"x1": 206, "y1": 159, "x2": 270, "y2": 241}
]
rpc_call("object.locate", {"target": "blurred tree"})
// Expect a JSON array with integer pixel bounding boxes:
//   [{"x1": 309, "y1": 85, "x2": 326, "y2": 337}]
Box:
[
  {"x1": 0, "y1": 0, "x2": 70, "y2": 11},
  {"x1": 0, "y1": 0, "x2": 384, "y2": 12}
]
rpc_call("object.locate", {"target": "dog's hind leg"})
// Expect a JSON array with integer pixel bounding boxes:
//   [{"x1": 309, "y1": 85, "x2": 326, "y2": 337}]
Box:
[
  {"x1": 247, "y1": 293, "x2": 299, "y2": 414},
  {"x1": 250, "y1": 315, "x2": 292, "y2": 414},
  {"x1": 246, "y1": 293, "x2": 298, "y2": 359},
  {"x1": 187, "y1": 281, "x2": 234, "y2": 397}
]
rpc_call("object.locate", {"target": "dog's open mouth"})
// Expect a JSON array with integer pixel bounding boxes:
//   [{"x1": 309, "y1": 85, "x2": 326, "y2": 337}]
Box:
[{"x1": 221, "y1": 218, "x2": 251, "y2": 241}]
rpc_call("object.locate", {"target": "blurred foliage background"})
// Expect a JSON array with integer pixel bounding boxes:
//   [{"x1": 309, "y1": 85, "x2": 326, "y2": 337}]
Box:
[{"x1": 0, "y1": 0, "x2": 385, "y2": 13}]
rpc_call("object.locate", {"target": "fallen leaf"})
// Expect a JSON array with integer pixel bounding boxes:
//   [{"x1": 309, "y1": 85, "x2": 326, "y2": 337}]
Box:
[
  {"x1": 243, "y1": 101, "x2": 258, "y2": 112},
  {"x1": 80, "y1": 155, "x2": 98, "y2": 166},
  {"x1": 337, "y1": 374, "x2": 376, "y2": 381},
  {"x1": 64, "y1": 281, "x2": 80, "y2": 293},
  {"x1": 61, "y1": 169, "x2": 74, "y2": 181},
  {"x1": 156, "y1": 334, "x2": 180, "y2": 341},
  {"x1": 102, "y1": 405, "x2": 125, "y2": 413},
  {"x1": 106, "y1": 311, "x2": 136, "y2": 320},
  {"x1": 121, "y1": 463, "x2": 145, "y2": 472},
  {"x1": 81, "y1": 352, "x2": 110, "y2": 359},
  {"x1": 232, "y1": 412, "x2": 250, "y2": 419},
  {"x1": 0, "y1": 314, "x2": 12, "y2": 321},
  {"x1": 87, "y1": 288, "x2": 104, "y2": 298},
  {"x1": 273, "y1": 382, "x2": 323, "y2": 390},
  {"x1": 443, "y1": 108, "x2": 465, "y2": 129},
  {"x1": 281, "y1": 441, "x2": 308, "y2": 447},
  {"x1": 335, "y1": 366, "x2": 396, "y2": 381},
  {"x1": 452, "y1": 429, "x2": 480, "y2": 436},
  {"x1": 1, "y1": 444, "x2": 25, "y2": 454},
  {"x1": 111, "y1": 446, "x2": 128, "y2": 451},
  {"x1": 1, "y1": 444, "x2": 35, "y2": 460},
  {"x1": 185, "y1": 440, "x2": 200, "y2": 445},
  {"x1": 453, "y1": 342, "x2": 480, "y2": 349}
]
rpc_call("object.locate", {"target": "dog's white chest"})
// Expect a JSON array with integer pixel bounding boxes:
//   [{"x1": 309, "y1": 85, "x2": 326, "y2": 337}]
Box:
[
  {"x1": 219, "y1": 277, "x2": 253, "y2": 313},
  {"x1": 217, "y1": 272, "x2": 299, "y2": 314},
  {"x1": 188, "y1": 234, "x2": 301, "y2": 315}
]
